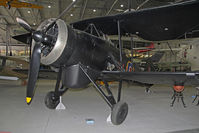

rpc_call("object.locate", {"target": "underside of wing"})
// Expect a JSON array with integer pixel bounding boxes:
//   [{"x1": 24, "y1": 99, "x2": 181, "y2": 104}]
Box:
[
  {"x1": 0, "y1": 1, "x2": 6, "y2": 7},
  {"x1": 102, "y1": 71, "x2": 199, "y2": 86},
  {"x1": 71, "y1": 0, "x2": 199, "y2": 41},
  {"x1": 11, "y1": 1, "x2": 43, "y2": 9}
]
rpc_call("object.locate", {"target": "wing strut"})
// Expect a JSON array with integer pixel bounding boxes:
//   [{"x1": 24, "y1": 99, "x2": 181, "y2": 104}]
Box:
[
  {"x1": 79, "y1": 64, "x2": 128, "y2": 125},
  {"x1": 117, "y1": 20, "x2": 123, "y2": 102},
  {"x1": 117, "y1": 20, "x2": 123, "y2": 67},
  {"x1": 130, "y1": 35, "x2": 134, "y2": 62},
  {"x1": 79, "y1": 64, "x2": 115, "y2": 108}
]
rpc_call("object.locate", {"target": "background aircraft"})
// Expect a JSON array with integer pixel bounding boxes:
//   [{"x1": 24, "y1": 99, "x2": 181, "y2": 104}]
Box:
[
  {"x1": 0, "y1": 0, "x2": 43, "y2": 9},
  {"x1": 0, "y1": 56, "x2": 56, "y2": 83},
  {"x1": 0, "y1": 55, "x2": 28, "y2": 82},
  {"x1": 180, "y1": 38, "x2": 199, "y2": 71},
  {"x1": 13, "y1": 0, "x2": 199, "y2": 125},
  {"x1": 134, "y1": 42, "x2": 155, "y2": 53}
]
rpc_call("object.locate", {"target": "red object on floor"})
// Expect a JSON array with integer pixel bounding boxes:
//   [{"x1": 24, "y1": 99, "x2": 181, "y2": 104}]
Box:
[{"x1": 173, "y1": 85, "x2": 184, "y2": 92}]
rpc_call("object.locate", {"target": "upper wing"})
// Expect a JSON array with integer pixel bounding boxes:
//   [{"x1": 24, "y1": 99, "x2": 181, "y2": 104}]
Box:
[
  {"x1": 102, "y1": 71, "x2": 199, "y2": 86},
  {"x1": 71, "y1": 0, "x2": 199, "y2": 41}
]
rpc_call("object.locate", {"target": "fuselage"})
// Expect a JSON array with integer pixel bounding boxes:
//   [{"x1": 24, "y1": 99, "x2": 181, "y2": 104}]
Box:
[{"x1": 33, "y1": 18, "x2": 127, "y2": 88}]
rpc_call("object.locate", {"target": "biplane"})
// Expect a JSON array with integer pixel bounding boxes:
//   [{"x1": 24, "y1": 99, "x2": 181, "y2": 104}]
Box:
[{"x1": 13, "y1": 0, "x2": 199, "y2": 125}]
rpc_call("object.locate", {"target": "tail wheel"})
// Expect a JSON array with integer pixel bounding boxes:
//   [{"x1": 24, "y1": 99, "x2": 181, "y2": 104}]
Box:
[
  {"x1": 44, "y1": 91, "x2": 60, "y2": 109},
  {"x1": 111, "y1": 101, "x2": 128, "y2": 125}
]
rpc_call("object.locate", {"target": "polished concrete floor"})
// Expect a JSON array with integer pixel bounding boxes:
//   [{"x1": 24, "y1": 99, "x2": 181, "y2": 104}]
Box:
[{"x1": 0, "y1": 79, "x2": 199, "y2": 133}]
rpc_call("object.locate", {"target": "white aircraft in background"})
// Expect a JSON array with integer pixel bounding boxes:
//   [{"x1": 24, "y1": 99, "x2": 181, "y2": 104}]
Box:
[{"x1": 183, "y1": 38, "x2": 199, "y2": 71}]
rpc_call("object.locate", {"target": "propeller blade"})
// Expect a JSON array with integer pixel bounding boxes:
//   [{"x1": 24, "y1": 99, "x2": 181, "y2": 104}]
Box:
[
  {"x1": 16, "y1": 17, "x2": 33, "y2": 32},
  {"x1": 12, "y1": 33, "x2": 32, "y2": 44},
  {"x1": 26, "y1": 43, "x2": 41, "y2": 104}
]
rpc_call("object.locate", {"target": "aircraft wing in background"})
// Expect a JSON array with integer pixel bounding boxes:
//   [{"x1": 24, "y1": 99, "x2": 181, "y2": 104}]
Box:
[{"x1": 0, "y1": 56, "x2": 57, "y2": 80}]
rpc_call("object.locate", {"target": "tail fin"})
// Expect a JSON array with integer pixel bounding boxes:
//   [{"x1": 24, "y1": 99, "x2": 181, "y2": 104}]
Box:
[
  {"x1": 136, "y1": 42, "x2": 155, "y2": 53},
  {"x1": 146, "y1": 42, "x2": 155, "y2": 49}
]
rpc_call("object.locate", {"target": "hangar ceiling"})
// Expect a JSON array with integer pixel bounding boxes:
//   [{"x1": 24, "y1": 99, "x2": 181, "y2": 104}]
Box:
[{"x1": 0, "y1": 0, "x2": 189, "y2": 45}]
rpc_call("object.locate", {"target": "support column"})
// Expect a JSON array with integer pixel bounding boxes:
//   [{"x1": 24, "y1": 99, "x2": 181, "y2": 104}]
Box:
[{"x1": 6, "y1": 26, "x2": 11, "y2": 56}]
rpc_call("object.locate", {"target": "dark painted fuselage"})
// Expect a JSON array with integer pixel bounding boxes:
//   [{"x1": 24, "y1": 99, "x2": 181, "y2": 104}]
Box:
[
  {"x1": 46, "y1": 23, "x2": 126, "y2": 88},
  {"x1": 52, "y1": 25, "x2": 123, "y2": 70}
]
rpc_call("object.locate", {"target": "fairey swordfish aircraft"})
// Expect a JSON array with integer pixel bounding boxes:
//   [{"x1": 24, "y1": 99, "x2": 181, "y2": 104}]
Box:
[{"x1": 13, "y1": 0, "x2": 199, "y2": 125}]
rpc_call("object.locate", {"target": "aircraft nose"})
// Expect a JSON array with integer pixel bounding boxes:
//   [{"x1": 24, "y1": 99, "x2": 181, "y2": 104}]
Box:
[{"x1": 32, "y1": 31, "x2": 44, "y2": 43}]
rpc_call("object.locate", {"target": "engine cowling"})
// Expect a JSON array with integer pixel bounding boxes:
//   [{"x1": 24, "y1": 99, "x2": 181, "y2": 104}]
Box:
[{"x1": 32, "y1": 18, "x2": 71, "y2": 66}]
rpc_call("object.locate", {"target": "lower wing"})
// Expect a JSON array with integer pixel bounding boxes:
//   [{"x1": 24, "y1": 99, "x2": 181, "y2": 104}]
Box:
[{"x1": 102, "y1": 71, "x2": 199, "y2": 86}]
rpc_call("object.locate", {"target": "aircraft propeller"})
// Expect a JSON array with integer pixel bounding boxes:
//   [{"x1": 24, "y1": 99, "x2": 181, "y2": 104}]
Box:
[
  {"x1": 16, "y1": 0, "x2": 78, "y2": 104},
  {"x1": 16, "y1": 17, "x2": 34, "y2": 33},
  {"x1": 16, "y1": 17, "x2": 44, "y2": 104}
]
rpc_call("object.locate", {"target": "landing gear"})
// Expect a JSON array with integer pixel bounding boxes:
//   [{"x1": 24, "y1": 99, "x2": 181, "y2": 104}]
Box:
[
  {"x1": 45, "y1": 91, "x2": 60, "y2": 109},
  {"x1": 80, "y1": 65, "x2": 128, "y2": 125},
  {"x1": 145, "y1": 84, "x2": 153, "y2": 93},
  {"x1": 45, "y1": 86, "x2": 69, "y2": 109},
  {"x1": 44, "y1": 67, "x2": 68, "y2": 109},
  {"x1": 111, "y1": 101, "x2": 128, "y2": 125}
]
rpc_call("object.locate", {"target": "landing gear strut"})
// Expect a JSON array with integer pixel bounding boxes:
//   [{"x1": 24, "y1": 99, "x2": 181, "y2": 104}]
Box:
[
  {"x1": 80, "y1": 65, "x2": 128, "y2": 125},
  {"x1": 44, "y1": 67, "x2": 68, "y2": 109}
]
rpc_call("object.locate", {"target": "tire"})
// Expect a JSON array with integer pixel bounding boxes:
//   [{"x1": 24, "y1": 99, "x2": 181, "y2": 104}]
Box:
[
  {"x1": 111, "y1": 101, "x2": 128, "y2": 125},
  {"x1": 44, "y1": 91, "x2": 60, "y2": 109}
]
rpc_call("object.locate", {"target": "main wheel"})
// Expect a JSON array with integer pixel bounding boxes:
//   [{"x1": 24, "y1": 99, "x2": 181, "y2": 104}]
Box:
[
  {"x1": 111, "y1": 101, "x2": 128, "y2": 125},
  {"x1": 45, "y1": 91, "x2": 60, "y2": 109}
]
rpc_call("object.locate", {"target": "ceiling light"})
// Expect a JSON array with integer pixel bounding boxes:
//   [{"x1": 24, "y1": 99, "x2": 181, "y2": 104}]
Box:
[
  {"x1": 27, "y1": 10, "x2": 31, "y2": 14},
  {"x1": 33, "y1": 23, "x2": 36, "y2": 26},
  {"x1": 48, "y1": 5, "x2": 51, "y2": 8},
  {"x1": 164, "y1": 27, "x2": 168, "y2": 31},
  {"x1": 70, "y1": 14, "x2": 73, "y2": 17},
  {"x1": 93, "y1": 9, "x2": 96, "y2": 12},
  {"x1": 136, "y1": 32, "x2": 139, "y2": 34},
  {"x1": 120, "y1": 4, "x2": 124, "y2": 7},
  {"x1": 72, "y1": 0, "x2": 76, "y2": 2}
]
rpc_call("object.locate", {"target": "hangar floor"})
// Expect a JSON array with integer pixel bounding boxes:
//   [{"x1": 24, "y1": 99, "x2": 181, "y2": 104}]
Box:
[{"x1": 0, "y1": 80, "x2": 199, "y2": 133}]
